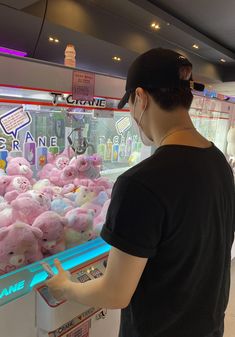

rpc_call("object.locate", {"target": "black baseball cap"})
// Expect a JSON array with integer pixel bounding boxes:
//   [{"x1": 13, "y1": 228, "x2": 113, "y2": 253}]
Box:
[{"x1": 118, "y1": 48, "x2": 204, "y2": 109}]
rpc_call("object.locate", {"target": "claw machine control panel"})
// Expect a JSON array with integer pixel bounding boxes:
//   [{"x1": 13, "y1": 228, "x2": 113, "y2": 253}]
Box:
[{"x1": 36, "y1": 254, "x2": 120, "y2": 337}]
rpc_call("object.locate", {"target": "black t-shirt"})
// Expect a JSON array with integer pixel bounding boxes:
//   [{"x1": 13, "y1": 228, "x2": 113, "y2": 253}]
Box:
[{"x1": 101, "y1": 144, "x2": 235, "y2": 337}]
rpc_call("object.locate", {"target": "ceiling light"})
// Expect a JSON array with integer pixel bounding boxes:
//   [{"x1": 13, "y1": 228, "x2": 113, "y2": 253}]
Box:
[
  {"x1": 54, "y1": 38, "x2": 59, "y2": 43},
  {"x1": 49, "y1": 37, "x2": 54, "y2": 42},
  {"x1": 112, "y1": 56, "x2": 121, "y2": 62},
  {"x1": 151, "y1": 22, "x2": 160, "y2": 30},
  {"x1": 220, "y1": 58, "x2": 226, "y2": 63},
  {"x1": 192, "y1": 44, "x2": 199, "y2": 49}
]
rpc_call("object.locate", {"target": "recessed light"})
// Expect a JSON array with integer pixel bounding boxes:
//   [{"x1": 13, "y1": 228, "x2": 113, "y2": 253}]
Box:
[
  {"x1": 49, "y1": 37, "x2": 54, "y2": 42},
  {"x1": 192, "y1": 44, "x2": 199, "y2": 49},
  {"x1": 220, "y1": 58, "x2": 226, "y2": 63},
  {"x1": 112, "y1": 56, "x2": 121, "y2": 62},
  {"x1": 54, "y1": 38, "x2": 59, "y2": 43},
  {"x1": 151, "y1": 22, "x2": 160, "y2": 30}
]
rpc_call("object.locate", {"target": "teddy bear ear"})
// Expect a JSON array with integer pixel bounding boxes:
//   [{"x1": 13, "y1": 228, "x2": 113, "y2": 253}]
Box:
[
  {"x1": 31, "y1": 227, "x2": 43, "y2": 239},
  {"x1": 0, "y1": 227, "x2": 10, "y2": 240},
  {"x1": 6, "y1": 156, "x2": 13, "y2": 163},
  {"x1": 61, "y1": 217, "x2": 69, "y2": 227}
]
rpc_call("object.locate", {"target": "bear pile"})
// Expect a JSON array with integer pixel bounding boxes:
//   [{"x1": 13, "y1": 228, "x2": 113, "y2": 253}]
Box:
[{"x1": 0, "y1": 150, "x2": 113, "y2": 275}]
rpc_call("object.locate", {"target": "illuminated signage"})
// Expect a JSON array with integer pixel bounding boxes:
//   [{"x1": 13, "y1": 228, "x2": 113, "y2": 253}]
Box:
[
  {"x1": 0, "y1": 280, "x2": 25, "y2": 299},
  {"x1": 50, "y1": 92, "x2": 107, "y2": 108}
]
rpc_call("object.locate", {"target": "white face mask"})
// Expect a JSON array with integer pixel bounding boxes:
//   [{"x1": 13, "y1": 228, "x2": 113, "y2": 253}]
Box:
[{"x1": 132, "y1": 97, "x2": 155, "y2": 147}]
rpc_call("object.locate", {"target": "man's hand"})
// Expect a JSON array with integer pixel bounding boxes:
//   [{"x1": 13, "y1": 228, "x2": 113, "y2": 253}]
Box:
[{"x1": 46, "y1": 259, "x2": 71, "y2": 301}]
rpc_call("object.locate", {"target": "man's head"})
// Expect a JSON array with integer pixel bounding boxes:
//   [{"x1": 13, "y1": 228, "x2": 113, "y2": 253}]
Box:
[{"x1": 118, "y1": 48, "x2": 204, "y2": 145}]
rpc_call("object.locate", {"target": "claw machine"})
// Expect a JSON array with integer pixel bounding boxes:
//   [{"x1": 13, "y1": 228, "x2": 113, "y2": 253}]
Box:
[{"x1": 0, "y1": 54, "x2": 152, "y2": 337}]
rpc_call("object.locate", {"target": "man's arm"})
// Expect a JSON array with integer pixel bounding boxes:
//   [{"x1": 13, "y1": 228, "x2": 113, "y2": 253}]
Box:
[{"x1": 47, "y1": 247, "x2": 148, "y2": 309}]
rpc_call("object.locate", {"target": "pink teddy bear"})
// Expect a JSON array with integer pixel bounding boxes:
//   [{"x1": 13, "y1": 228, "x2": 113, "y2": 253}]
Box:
[
  {"x1": 6, "y1": 156, "x2": 35, "y2": 184},
  {"x1": 11, "y1": 190, "x2": 51, "y2": 224},
  {"x1": 70, "y1": 155, "x2": 101, "y2": 180},
  {"x1": 0, "y1": 175, "x2": 32, "y2": 203},
  {"x1": 48, "y1": 164, "x2": 77, "y2": 187},
  {"x1": 0, "y1": 222, "x2": 43, "y2": 275},
  {"x1": 93, "y1": 199, "x2": 111, "y2": 235},
  {"x1": 32, "y1": 211, "x2": 67, "y2": 257},
  {"x1": 38, "y1": 148, "x2": 73, "y2": 180},
  {"x1": 65, "y1": 208, "x2": 94, "y2": 248}
]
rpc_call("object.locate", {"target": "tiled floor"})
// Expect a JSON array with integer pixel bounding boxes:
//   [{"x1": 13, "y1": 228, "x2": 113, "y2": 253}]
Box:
[{"x1": 224, "y1": 259, "x2": 235, "y2": 337}]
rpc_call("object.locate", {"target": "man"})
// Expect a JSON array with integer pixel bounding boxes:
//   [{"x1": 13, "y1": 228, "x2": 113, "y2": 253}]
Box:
[{"x1": 47, "y1": 48, "x2": 234, "y2": 337}]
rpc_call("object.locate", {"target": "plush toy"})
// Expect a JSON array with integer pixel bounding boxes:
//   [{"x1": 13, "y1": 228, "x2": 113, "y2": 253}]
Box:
[
  {"x1": 51, "y1": 197, "x2": 74, "y2": 216},
  {"x1": 6, "y1": 156, "x2": 35, "y2": 184},
  {"x1": 93, "y1": 199, "x2": 111, "y2": 235},
  {"x1": 0, "y1": 176, "x2": 11, "y2": 196},
  {"x1": 65, "y1": 208, "x2": 94, "y2": 248},
  {"x1": 81, "y1": 191, "x2": 109, "y2": 217},
  {"x1": 0, "y1": 222, "x2": 43, "y2": 275},
  {"x1": 48, "y1": 164, "x2": 77, "y2": 187},
  {"x1": 70, "y1": 155, "x2": 101, "y2": 180},
  {"x1": 11, "y1": 190, "x2": 51, "y2": 224},
  {"x1": 61, "y1": 183, "x2": 76, "y2": 195},
  {"x1": 38, "y1": 148, "x2": 73, "y2": 180},
  {"x1": 33, "y1": 179, "x2": 51, "y2": 191},
  {"x1": 94, "y1": 177, "x2": 113, "y2": 190},
  {"x1": 32, "y1": 211, "x2": 67, "y2": 256},
  {"x1": 0, "y1": 204, "x2": 15, "y2": 228},
  {"x1": 4, "y1": 176, "x2": 32, "y2": 203},
  {"x1": 74, "y1": 185, "x2": 104, "y2": 207}
]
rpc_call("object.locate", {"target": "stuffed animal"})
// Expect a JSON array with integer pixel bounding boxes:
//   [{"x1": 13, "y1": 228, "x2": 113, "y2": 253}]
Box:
[
  {"x1": 51, "y1": 197, "x2": 74, "y2": 216},
  {"x1": 48, "y1": 165, "x2": 77, "y2": 187},
  {"x1": 81, "y1": 191, "x2": 109, "y2": 217},
  {"x1": 32, "y1": 211, "x2": 67, "y2": 256},
  {"x1": 4, "y1": 176, "x2": 32, "y2": 203},
  {"x1": 93, "y1": 199, "x2": 111, "y2": 235},
  {"x1": 70, "y1": 155, "x2": 100, "y2": 180},
  {"x1": 33, "y1": 179, "x2": 51, "y2": 191},
  {"x1": 11, "y1": 190, "x2": 51, "y2": 224},
  {"x1": 74, "y1": 185, "x2": 104, "y2": 207},
  {"x1": 6, "y1": 156, "x2": 35, "y2": 184},
  {"x1": 0, "y1": 204, "x2": 15, "y2": 228},
  {"x1": 65, "y1": 208, "x2": 94, "y2": 248},
  {"x1": 0, "y1": 176, "x2": 11, "y2": 196},
  {"x1": 0, "y1": 222, "x2": 43, "y2": 275},
  {"x1": 38, "y1": 148, "x2": 73, "y2": 180}
]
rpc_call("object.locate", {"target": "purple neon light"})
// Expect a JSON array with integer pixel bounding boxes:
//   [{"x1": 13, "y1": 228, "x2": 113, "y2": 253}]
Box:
[{"x1": 0, "y1": 47, "x2": 27, "y2": 57}]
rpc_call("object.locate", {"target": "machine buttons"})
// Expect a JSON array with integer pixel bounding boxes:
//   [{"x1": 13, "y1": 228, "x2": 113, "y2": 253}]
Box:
[
  {"x1": 90, "y1": 268, "x2": 103, "y2": 279},
  {"x1": 77, "y1": 273, "x2": 91, "y2": 283}
]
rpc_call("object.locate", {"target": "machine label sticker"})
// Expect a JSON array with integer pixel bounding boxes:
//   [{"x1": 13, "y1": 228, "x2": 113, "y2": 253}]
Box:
[
  {"x1": 115, "y1": 116, "x2": 131, "y2": 135},
  {"x1": 0, "y1": 106, "x2": 32, "y2": 138},
  {"x1": 50, "y1": 93, "x2": 107, "y2": 108},
  {"x1": 67, "y1": 320, "x2": 90, "y2": 337},
  {"x1": 49, "y1": 308, "x2": 96, "y2": 337},
  {"x1": 72, "y1": 70, "x2": 95, "y2": 101}
]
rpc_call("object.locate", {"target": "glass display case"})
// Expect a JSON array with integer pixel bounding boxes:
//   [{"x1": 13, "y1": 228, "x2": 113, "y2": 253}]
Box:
[{"x1": 0, "y1": 85, "x2": 150, "y2": 306}]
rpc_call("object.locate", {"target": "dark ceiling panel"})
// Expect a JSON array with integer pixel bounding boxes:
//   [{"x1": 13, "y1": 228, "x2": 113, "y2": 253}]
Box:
[
  {"x1": 148, "y1": 0, "x2": 235, "y2": 52},
  {"x1": 0, "y1": 0, "x2": 39, "y2": 10}
]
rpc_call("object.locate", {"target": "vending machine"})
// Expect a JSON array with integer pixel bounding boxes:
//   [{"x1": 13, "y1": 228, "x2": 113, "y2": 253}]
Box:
[{"x1": 0, "y1": 54, "x2": 234, "y2": 337}]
